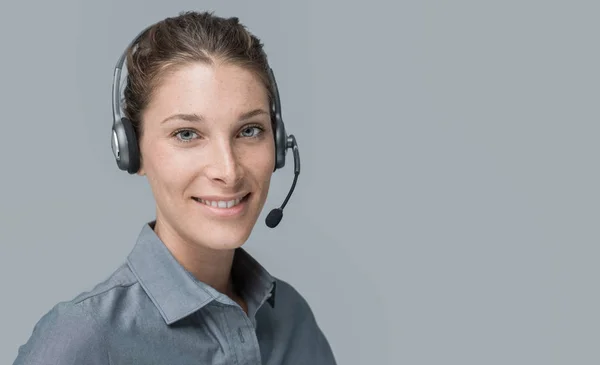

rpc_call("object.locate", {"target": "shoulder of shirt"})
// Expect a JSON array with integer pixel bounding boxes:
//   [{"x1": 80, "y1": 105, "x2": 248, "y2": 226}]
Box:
[
  {"x1": 272, "y1": 277, "x2": 306, "y2": 303},
  {"x1": 272, "y1": 277, "x2": 317, "y2": 317},
  {"x1": 13, "y1": 263, "x2": 138, "y2": 364},
  {"x1": 270, "y1": 278, "x2": 337, "y2": 364},
  {"x1": 55, "y1": 262, "x2": 140, "y2": 326},
  {"x1": 69, "y1": 262, "x2": 139, "y2": 305},
  {"x1": 32, "y1": 261, "x2": 137, "y2": 320}
]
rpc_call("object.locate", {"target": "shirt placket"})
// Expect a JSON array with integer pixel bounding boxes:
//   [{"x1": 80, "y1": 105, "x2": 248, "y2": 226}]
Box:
[{"x1": 224, "y1": 305, "x2": 262, "y2": 365}]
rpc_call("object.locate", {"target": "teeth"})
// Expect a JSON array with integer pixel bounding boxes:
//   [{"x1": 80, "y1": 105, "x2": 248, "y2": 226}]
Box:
[{"x1": 197, "y1": 196, "x2": 244, "y2": 209}]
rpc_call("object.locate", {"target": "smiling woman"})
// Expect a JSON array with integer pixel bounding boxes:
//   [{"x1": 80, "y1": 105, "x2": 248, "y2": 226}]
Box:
[{"x1": 13, "y1": 11, "x2": 336, "y2": 365}]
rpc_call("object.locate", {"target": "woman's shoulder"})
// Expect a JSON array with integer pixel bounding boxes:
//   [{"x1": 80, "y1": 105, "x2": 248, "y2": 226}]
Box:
[
  {"x1": 13, "y1": 296, "x2": 107, "y2": 364},
  {"x1": 269, "y1": 277, "x2": 326, "y2": 328},
  {"x1": 13, "y1": 263, "x2": 138, "y2": 364},
  {"x1": 272, "y1": 277, "x2": 313, "y2": 310},
  {"x1": 265, "y1": 277, "x2": 338, "y2": 364}
]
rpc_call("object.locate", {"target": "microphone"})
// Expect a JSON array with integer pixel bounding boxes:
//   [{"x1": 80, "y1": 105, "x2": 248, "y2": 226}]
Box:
[{"x1": 266, "y1": 135, "x2": 300, "y2": 228}]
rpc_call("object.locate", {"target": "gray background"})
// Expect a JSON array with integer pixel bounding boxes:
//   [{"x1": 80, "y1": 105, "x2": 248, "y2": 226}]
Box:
[{"x1": 1, "y1": 0, "x2": 598, "y2": 364}]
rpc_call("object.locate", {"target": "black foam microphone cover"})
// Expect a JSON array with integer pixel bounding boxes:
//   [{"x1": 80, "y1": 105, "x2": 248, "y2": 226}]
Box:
[{"x1": 265, "y1": 208, "x2": 283, "y2": 228}]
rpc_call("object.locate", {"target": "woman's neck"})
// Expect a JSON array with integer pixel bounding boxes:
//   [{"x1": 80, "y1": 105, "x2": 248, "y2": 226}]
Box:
[{"x1": 152, "y1": 218, "x2": 236, "y2": 297}]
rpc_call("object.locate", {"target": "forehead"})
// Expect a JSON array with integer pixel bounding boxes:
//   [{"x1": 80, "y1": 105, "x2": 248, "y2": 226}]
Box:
[{"x1": 145, "y1": 62, "x2": 269, "y2": 122}]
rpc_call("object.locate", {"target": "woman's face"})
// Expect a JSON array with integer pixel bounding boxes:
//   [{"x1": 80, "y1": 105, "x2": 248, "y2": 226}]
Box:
[{"x1": 137, "y1": 61, "x2": 275, "y2": 251}]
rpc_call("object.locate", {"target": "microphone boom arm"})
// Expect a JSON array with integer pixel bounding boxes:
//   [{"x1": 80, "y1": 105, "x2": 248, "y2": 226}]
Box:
[
  {"x1": 280, "y1": 135, "x2": 300, "y2": 210},
  {"x1": 265, "y1": 135, "x2": 300, "y2": 228}
]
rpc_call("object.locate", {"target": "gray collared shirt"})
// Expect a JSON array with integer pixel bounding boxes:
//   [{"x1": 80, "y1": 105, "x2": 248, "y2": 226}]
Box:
[{"x1": 13, "y1": 222, "x2": 336, "y2": 364}]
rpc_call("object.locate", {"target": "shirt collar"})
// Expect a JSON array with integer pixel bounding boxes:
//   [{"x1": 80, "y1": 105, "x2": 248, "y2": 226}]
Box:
[{"x1": 126, "y1": 221, "x2": 276, "y2": 325}]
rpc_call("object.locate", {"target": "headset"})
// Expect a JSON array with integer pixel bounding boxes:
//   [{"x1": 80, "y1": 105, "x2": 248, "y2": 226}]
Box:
[{"x1": 111, "y1": 23, "x2": 300, "y2": 228}]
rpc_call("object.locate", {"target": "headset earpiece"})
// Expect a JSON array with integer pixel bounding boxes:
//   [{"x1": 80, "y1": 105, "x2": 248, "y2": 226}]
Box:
[
  {"x1": 267, "y1": 67, "x2": 288, "y2": 171},
  {"x1": 273, "y1": 116, "x2": 287, "y2": 171},
  {"x1": 112, "y1": 117, "x2": 140, "y2": 174}
]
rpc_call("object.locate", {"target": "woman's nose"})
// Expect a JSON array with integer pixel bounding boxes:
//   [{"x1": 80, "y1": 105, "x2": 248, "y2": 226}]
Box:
[{"x1": 204, "y1": 140, "x2": 244, "y2": 187}]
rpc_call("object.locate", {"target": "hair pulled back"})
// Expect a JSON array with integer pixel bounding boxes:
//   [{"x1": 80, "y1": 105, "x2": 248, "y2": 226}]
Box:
[{"x1": 122, "y1": 11, "x2": 273, "y2": 138}]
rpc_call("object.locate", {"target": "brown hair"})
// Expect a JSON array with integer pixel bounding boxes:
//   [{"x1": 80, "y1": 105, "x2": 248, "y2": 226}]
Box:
[{"x1": 122, "y1": 11, "x2": 273, "y2": 138}]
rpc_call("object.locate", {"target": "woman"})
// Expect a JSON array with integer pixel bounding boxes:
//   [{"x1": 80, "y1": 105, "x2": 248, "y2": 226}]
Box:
[{"x1": 14, "y1": 11, "x2": 336, "y2": 365}]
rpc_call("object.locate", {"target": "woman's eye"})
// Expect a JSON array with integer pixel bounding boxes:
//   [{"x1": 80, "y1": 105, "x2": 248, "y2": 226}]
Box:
[
  {"x1": 240, "y1": 126, "x2": 263, "y2": 138},
  {"x1": 175, "y1": 130, "x2": 198, "y2": 142}
]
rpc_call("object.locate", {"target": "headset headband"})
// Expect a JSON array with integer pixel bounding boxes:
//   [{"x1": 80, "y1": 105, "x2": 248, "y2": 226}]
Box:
[{"x1": 112, "y1": 26, "x2": 152, "y2": 126}]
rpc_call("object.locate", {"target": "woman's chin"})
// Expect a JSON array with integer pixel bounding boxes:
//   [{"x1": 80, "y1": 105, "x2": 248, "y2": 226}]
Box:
[{"x1": 191, "y1": 224, "x2": 254, "y2": 251}]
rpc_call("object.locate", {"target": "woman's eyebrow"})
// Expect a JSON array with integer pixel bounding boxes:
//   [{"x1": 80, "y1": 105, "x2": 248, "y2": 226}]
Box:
[
  {"x1": 161, "y1": 109, "x2": 269, "y2": 125},
  {"x1": 238, "y1": 108, "x2": 269, "y2": 121},
  {"x1": 161, "y1": 113, "x2": 203, "y2": 124}
]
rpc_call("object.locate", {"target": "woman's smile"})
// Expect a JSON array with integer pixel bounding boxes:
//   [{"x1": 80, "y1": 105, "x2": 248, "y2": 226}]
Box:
[{"x1": 191, "y1": 193, "x2": 252, "y2": 218}]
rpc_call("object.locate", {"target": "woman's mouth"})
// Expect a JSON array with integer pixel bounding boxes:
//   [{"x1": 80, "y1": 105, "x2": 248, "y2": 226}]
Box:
[{"x1": 191, "y1": 193, "x2": 251, "y2": 217}]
